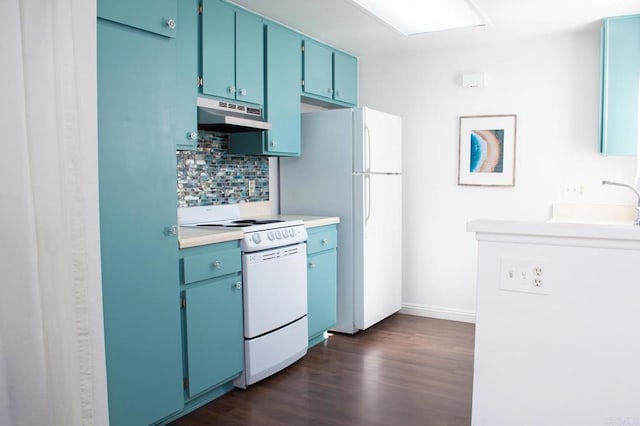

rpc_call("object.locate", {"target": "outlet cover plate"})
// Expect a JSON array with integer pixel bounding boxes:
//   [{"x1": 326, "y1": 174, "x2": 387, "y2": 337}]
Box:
[{"x1": 500, "y1": 256, "x2": 550, "y2": 295}]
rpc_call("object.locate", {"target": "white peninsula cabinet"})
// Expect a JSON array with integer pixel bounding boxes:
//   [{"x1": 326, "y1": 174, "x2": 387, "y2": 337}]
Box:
[{"x1": 467, "y1": 220, "x2": 640, "y2": 426}]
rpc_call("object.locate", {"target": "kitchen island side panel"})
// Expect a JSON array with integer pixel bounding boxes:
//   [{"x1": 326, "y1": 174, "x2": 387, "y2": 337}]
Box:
[{"x1": 469, "y1": 222, "x2": 640, "y2": 426}]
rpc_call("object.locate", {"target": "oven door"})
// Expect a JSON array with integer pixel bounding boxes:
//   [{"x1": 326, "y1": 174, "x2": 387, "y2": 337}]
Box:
[{"x1": 242, "y1": 243, "x2": 308, "y2": 338}]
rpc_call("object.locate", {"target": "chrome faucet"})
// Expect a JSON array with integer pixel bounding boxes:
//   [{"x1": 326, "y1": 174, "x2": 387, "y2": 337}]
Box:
[{"x1": 602, "y1": 180, "x2": 640, "y2": 225}]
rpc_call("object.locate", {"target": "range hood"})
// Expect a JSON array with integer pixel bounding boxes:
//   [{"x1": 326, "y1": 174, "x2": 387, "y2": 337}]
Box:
[{"x1": 197, "y1": 97, "x2": 271, "y2": 133}]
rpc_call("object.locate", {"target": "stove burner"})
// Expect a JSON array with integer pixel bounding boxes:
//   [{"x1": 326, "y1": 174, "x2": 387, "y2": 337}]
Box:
[
  {"x1": 231, "y1": 219, "x2": 285, "y2": 225},
  {"x1": 195, "y1": 219, "x2": 286, "y2": 228}
]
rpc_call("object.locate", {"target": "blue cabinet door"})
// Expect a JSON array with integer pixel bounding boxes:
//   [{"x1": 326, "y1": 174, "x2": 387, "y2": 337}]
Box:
[
  {"x1": 303, "y1": 38, "x2": 334, "y2": 99},
  {"x1": 97, "y1": 18, "x2": 183, "y2": 426},
  {"x1": 307, "y1": 250, "x2": 338, "y2": 341},
  {"x1": 235, "y1": 10, "x2": 265, "y2": 106},
  {"x1": 265, "y1": 24, "x2": 302, "y2": 155},
  {"x1": 265, "y1": 24, "x2": 301, "y2": 155},
  {"x1": 176, "y1": 0, "x2": 200, "y2": 150},
  {"x1": 306, "y1": 225, "x2": 338, "y2": 344},
  {"x1": 601, "y1": 15, "x2": 640, "y2": 156},
  {"x1": 98, "y1": 0, "x2": 177, "y2": 38},
  {"x1": 334, "y1": 51, "x2": 358, "y2": 106},
  {"x1": 201, "y1": 0, "x2": 236, "y2": 100},
  {"x1": 184, "y1": 275, "x2": 244, "y2": 397}
]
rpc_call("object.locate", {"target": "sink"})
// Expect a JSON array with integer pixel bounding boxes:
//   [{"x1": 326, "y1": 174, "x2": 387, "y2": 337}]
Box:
[{"x1": 547, "y1": 203, "x2": 636, "y2": 225}]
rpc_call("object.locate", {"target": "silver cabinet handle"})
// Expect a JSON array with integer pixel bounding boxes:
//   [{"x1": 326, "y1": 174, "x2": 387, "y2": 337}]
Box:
[
  {"x1": 228, "y1": 86, "x2": 236, "y2": 94},
  {"x1": 269, "y1": 140, "x2": 277, "y2": 147},
  {"x1": 234, "y1": 281, "x2": 242, "y2": 290},
  {"x1": 321, "y1": 238, "x2": 328, "y2": 246},
  {"x1": 165, "y1": 225, "x2": 177, "y2": 236},
  {"x1": 308, "y1": 262, "x2": 316, "y2": 268},
  {"x1": 239, "y1": 88, "x2": 247, "y2": 96},
  {"x1": 327, "y1": 88, "x2": 334, "y2": 95},
  {"x1": 166, "y1": 19, "x2": 176, "y2": 29},
  {"x1": 211, "y1": 260, "x2": 222, "y2": 270},
  {"x1": 187, "y1": 131, "x2": 198, "y2": 141},
  {"x1": 335, "y1": 90, "x2": 341, "y2": 97}
]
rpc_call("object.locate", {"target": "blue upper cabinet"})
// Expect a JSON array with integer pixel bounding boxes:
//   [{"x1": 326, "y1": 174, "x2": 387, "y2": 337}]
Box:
[
  {"x1": 98, "y1": 0, "x2": 177, "y2": 38},
  {"x1": 601, "y1": 15, "x2": 640, "y2": 156},
  {"x1": 231, "y1": 23, "x2": 301, "y2": 156},
  {"x1": 201, "y1": 0, "x2": 264, "y2": 106},
  {"x1": 303, "y1": 38, "x2": 358, "y2": 107},
  {"x1": 303, "y1": 39, "x2": 334, "y2": 100},
  {"x1": 176, "y1": 0, "x2": 200, "y2": 150},
  {"x1": 235, "y1": 10, "x2": 265, "y2": 105},
  {"x1": 334, "y1": 50, "x2": 358, "y2": 106}
]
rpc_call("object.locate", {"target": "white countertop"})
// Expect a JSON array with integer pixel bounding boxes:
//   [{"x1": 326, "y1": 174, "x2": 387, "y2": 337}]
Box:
[
  {"x1": 467, "y1": 219, "x2": 640, "y2": 246},
  {"x1": 179, "y1": 215, "x2": 340, "y2": 249}
]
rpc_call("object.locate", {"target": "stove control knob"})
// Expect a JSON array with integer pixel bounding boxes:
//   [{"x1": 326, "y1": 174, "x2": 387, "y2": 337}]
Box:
[
  {"x1": 289, "y1": 228, "x2": 295, "y2": 237},
  {"x1": 268, "y1": 231, "x2": 275, "y2": 240},
  {"x1": 275, "y1": 230, "x2": 282, "y2": 239},
  {"x1": 252, "y1": 233, "x2": 261, "y2": 244}
]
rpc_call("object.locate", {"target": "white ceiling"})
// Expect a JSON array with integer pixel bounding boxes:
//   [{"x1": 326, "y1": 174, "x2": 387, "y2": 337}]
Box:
[{"x1": 230, "y1": 0, "x2": 640, "y2": 56}]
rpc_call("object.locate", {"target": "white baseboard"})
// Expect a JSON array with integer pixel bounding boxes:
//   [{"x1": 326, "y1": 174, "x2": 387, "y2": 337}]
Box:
[{"x1": 400, "y1": 303, "x2": 476, "y2": 324}]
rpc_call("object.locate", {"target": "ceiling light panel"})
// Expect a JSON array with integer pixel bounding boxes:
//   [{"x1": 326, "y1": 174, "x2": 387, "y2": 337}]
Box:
[{"x1": 350, "y1": 0, "x2": 487, "y2": 35}]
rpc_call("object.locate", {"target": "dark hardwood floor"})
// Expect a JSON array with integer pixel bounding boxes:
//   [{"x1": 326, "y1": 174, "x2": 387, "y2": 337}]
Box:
[{"x1": 171, "y1": 314, "x2": 475, "y2": 426}]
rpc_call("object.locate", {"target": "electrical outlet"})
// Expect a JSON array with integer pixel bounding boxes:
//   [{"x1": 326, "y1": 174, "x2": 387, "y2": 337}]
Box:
[
  {"x1": 248, "y1": 180, "x2": 256, "y2": 196},
  {"x1": 500, "y1": 256, "x2": 549, "y2": 295},
  {"x1": 562, "y1": 184, "x2": 586, "y2": 202}
]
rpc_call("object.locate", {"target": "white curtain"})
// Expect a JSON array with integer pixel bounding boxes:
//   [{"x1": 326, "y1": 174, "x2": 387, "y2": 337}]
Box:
[{"x1": 0, "y1": 0, "x2": 108, "y2": 425}]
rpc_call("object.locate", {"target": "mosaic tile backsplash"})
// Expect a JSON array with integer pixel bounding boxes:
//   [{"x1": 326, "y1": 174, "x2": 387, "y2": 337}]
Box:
[{"x1": 176, "y1": 133, "x2": 269, "y2": 207}]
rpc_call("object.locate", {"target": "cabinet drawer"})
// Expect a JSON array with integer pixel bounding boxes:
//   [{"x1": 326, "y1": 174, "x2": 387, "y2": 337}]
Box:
[
  {"x1": 183, "y1": 247, "x2": 241, "y2": 284},
  {"x1": 307, "y1": 227, "x2": 337, "y2": 255}
]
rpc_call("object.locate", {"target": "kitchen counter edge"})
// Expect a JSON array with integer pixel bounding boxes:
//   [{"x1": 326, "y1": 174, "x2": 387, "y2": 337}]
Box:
[
  {"x1": 179, "y1": 216, "x2": 340, "y2": 249},
  {"x1": 467, "y1": 219, "x2": 640, "y2": 249}
]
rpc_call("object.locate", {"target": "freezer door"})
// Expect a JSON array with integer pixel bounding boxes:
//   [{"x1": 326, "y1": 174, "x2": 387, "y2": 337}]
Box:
[
  {"x1": 353, "y1": 173, "x2": 402, "y2": 330},
  {"x1": 353, "y1": 107, "x2": 402, "y2": 174}
]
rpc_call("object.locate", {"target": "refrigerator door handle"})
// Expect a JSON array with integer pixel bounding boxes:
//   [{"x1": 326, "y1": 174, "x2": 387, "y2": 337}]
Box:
[
  {"x1": 365, "y1": 174, "x2": 371, "y2": 225},
  {"x1": 365, "y1": 125, "x2": 371, "y2": 173}
]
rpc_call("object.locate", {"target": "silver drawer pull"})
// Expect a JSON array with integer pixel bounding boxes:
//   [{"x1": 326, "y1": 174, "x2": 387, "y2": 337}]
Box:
[
  {"x1": 308, "y1": 262, "x2": 316, "y2": 268},
  {"x1": 321, "y1": 238, "x2": 329, "y2": 246},
  {"x1": 234, "y1": 281, "x2": 242, "y2": 290},
  {"x1": 211, "y1": 260, "x2": 222, "y2": 270}
]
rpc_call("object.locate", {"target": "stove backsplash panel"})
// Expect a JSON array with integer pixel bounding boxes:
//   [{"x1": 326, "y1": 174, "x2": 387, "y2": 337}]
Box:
[{"x1": 177, "y1": 133, "x2": 269, "y2": 207}]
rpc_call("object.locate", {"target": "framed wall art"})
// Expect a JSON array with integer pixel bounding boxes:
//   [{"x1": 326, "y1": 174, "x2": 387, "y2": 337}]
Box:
[{"x1": 458, "y1": 114, "x2": 517, "y2": 186}]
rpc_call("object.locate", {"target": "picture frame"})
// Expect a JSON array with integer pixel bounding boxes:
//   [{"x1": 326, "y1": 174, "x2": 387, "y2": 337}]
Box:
[{"x1": 458, "y1": 114, "x2": 517, "y2": 186}]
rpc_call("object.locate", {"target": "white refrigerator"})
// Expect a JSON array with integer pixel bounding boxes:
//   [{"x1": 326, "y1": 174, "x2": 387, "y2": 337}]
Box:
[{"x1": 279, "y1": 107, "x2": 402, "y2": 334}]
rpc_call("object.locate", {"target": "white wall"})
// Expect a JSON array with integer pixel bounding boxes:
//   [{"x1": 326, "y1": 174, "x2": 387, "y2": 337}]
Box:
[{"x1": 358, "y1": 32, "x2": 637, "y2": 322}]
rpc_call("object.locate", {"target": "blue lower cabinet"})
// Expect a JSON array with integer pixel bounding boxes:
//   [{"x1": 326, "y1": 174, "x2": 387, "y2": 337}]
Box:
[
  {"x1": 184, "y1": 275, "x2": 244, "y2": 396},
  {"x1": 178, "y1": 241, "x2": 244, "y2": 407},
  {"x1": 306, "y1": 225, "x2": 338, "y2": 346}
]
